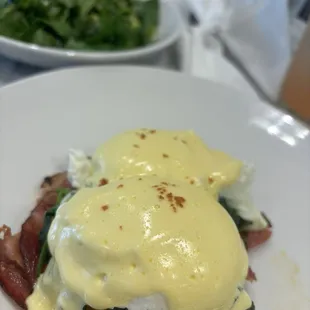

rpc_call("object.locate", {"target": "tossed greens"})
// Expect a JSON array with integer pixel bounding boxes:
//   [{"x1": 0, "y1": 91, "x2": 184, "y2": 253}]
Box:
[{"x1": 0, "y1": 0, "x2": 159, "y2": 50}]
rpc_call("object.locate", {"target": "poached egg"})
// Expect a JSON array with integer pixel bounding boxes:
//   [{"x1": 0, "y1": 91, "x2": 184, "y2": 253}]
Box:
[
  {"x1": 68, "y1": 129, "x2": 242, "y2": 194},
  {"x1": 68, "y1": 129, "x2": 267, "y2": 229},
  {"x1": 27, "y1": 175, "x2": 251, "y2": 310}
]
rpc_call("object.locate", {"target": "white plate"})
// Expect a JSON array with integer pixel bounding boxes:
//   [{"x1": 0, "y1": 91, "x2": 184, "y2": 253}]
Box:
[
  {"x1": 0, "y1": 1, "x2": 182, "y2": 68},
  {"x1": 0, "y1": 66, "x2": 309, "y2": 309}
]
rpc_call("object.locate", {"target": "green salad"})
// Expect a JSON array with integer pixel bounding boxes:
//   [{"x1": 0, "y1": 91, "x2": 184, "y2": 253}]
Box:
[{"x1": 0, "y1": 0, "x2": 159, "y2": 50}]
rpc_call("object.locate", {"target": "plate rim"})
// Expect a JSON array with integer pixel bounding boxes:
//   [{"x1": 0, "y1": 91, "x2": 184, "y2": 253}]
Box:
[{"x1": 0, "y1": 64, "x2": 303, "y2": 127}]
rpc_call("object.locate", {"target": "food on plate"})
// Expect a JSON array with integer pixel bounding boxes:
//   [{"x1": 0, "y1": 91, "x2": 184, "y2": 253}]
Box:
[
  {"x1": 0, "y1": 0, "x2": 159, "y2": 50},
  {"x1": 69, "y1": 129, "x2": 242, "y2": 191},
  {"x1": 69, "y1": 129, "x2": 268, "y2": 230},
  {"x1": 28, "y1": 176, "x2": 252, "y2": 310},
  {"x1": 0, "y1": 129, "x2": 272, "y2": 310}
]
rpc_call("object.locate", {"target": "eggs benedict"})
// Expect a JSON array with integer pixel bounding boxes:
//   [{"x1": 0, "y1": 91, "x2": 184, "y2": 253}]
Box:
[
  {"x1": 27, "y1": 175, "x2": 252, "y2": 310},
  {"x1": 0, "y1": 129, "x2": 272, "y2": 310},
  {"x1": 68, "y1": 129, "x2": 268, "y2": 230},
  {"x1": 68, "y1": 129, "x2": 242, "y2": 193}
]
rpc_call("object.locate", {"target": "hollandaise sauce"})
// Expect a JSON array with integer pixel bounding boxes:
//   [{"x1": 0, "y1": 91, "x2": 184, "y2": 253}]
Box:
[
  {"x1": 69, "y1": 129, "x2": 242, "y2": 196},
  {"x1": 27, "y1": 175, "x2": 251, "y2": 310}
]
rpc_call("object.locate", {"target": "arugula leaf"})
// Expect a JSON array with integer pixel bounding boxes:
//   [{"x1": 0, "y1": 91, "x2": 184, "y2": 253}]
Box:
[
  {"x1": 0, "y1": 0, "x2": 159, "y2": 50},
  {"x1": 37, "y1": 188, "x2": 73, "y2": 277},
  {"x1": 41, "y1": 18, "x2": 73, "y2": 39},
  {"x1": 76, "y1": 0, "x2": 97, "y2": 18},
  {"x1": 0, "y1": 0, "x2": 7, "y2": 8},
  {"x1": 32, "y1": 28, "x2": 59, "y2": 46}
]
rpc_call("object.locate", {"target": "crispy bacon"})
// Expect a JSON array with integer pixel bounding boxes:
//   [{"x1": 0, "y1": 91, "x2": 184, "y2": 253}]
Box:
[
  {"x1": 242, "y1": 228, "x2": 272, "y2": 250},
  {"x1": 0, "y1": 227, "x2": 23, "y2": 267},
  {"x1": 0, "y1": 226, "x2": 29, "y2": 309},
  {"x1": 0, "y1": 260, "x2": 32, "y2": 309},
  {"x1": 20, "y1": 191, "x2": 58, "y2": 285},
  {"x1": 0, "y1": 172, "x2": 72, "y2": 309},
  {"x1": 246, "y1": 267, "x2": 257, "y2": 282},
  {"x1": 39, "y1": 172, "x2": 71, "y2": 199},
  {"x1": 20, "y1": 172, "x2": 72, "y2": 286},
  {"x1": 243, "y1": 227, "x2": 272, "y2": 283},
  {"x1": 0, "y1": 225, "x2": 11, "y2": 238}
]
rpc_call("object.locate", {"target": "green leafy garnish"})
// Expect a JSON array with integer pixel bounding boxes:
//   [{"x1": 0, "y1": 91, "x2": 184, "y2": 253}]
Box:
[
  {"x1": 36, "y1": 240, "x2": 50, "y2": 278},
  {"x1": 247, "y1": 302, "x2": 255, "y2": 310},
  {"x1": 0, "y1": 0, "x2": 159, "y2": 50},
  {"x1": 37, "y1": 187, "x2": 73, "y2": 277},
  {"x1": 218, "y1": 197, "x2": 253, "y2": 231}
]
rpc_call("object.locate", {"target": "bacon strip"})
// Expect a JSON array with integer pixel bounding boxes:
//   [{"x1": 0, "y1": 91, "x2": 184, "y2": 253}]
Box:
[
  {"x1": 20, "y1": 191, "x2": 58, "y2": 285},
  {"x1": 39, "y1": 172, "x2": 71, "y2": 200},
  {"x1": 242, "y1": 228, "x2": 272, "y2": 250},
  {"x1": 0, "y1": 226, "x2": 29, "y2": 309},
  {"x1": 0, "y1": 172, "x2": 72, "y2": 308},
  {"x1": 20, "y1": 172, "x2": 72, "y2": 286},
  {"x1": 0, "y1": 260, "x2": 32, "y2": 309},
  {"x1": 0, "y1": 227, "x2": 23, "y2": 268},
  {"x1": 246, "y1": 267, "x2": 257, "y2": 282},
  {"x1": 243, "y1": 228, "x2": 272, "y2": 283}
]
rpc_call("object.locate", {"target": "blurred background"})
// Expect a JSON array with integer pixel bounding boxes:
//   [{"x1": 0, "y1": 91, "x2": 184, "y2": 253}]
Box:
[{"x1": 0, "y1": 0, "x2": 310, "y2": 122}]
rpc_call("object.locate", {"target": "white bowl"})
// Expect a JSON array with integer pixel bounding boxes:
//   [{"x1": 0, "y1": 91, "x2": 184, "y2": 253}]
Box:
[{"x1": 0, "y1": 1, "x2": 183, "y2": 68}]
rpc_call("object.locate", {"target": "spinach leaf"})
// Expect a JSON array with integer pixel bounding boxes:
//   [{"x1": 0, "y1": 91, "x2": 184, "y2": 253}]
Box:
[
  {"x1": 0, "y1": 0, "x2": 159, "y2": 50},
  {"x1": 37, "y1": 187, "x2": 73, "y2": 277},
  {"x1": 36, "y1": 240, "x2": 50, "y2": 277},
  {"x1": 247, "y1": 302, "x2": 255, "y2": 310},
  {"x1": 218, "y1": 197, "x2": 253, "y2": 231}
]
